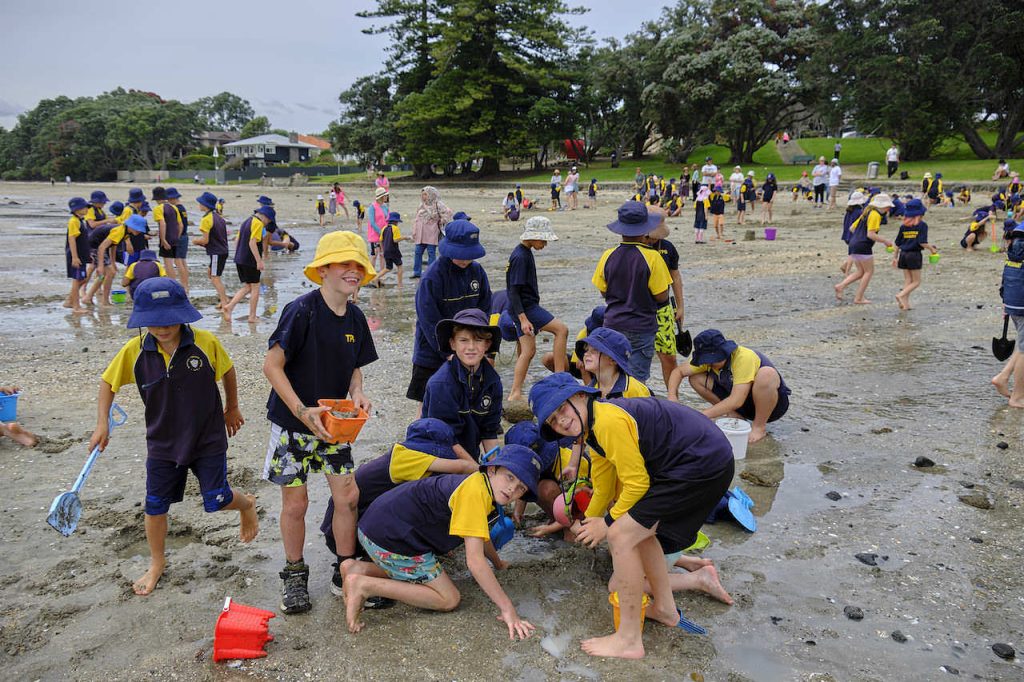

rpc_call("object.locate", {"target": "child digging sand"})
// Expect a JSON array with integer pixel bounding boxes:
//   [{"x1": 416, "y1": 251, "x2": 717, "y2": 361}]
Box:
[
  {"x1": 835, "y1": 193, "x2": 895, "y2": 304},
  {"x1": 893, "y1": 199, "x2": 938, "y2": 310},
  {"x1": 504, "y1": 217, "x2": 569, "y2": 402},
  {"x1": 88, "y1": 277, "x2": 257, "y2": 596},
  {"x1": 342, "y1": 443, "x2": 542, "y2": 639}
]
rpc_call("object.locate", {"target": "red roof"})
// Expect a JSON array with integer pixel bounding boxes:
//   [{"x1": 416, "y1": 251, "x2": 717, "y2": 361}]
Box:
[{"x1": 298, "y1": 134, "x2": 331, "y2": 150}]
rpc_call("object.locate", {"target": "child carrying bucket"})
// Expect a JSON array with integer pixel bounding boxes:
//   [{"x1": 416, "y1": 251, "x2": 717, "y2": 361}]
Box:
[{"x1": 87, "y1": 277, "x2": 257, "y2": 596}]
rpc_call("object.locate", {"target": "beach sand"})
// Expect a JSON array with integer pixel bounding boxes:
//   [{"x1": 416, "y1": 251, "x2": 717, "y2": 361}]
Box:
[{"x1": 0, "y1": 180, "x2": 1021, "y2": 680}]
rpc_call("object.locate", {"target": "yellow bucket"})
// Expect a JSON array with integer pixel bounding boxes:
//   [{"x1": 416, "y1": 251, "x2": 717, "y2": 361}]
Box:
[{"x1": 609, "y1": 591, "x2": 651, "y2": 631}]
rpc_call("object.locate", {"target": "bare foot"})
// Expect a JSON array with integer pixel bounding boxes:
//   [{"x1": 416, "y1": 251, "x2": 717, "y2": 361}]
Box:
[
  {"x1": 133, "y1": 558, "x2": 166, "y2": 596},
  {"x1": 221, "y1": 304, "x2": 234, "y2": 321},
  {"x1": 239, "y1": 494, "x2": 258, "y2": 542},
  {"x1": 246, "y1": 315, "x2": 257, "y2": 324},
  {"x1": 581, "y1": 632, "x2": 645, "y2": 659},
  {"x1": 853, "y1": 298, "x2": 872, "y2": 304},
  {"x1": 991, "y1": 375, "x2": 1011, "y2": 398},
  {"x1": 895, "y1": 294, "x2": 906, "y2": 310},
  {"x1": 691, "y1": 565, "x2": 733, "y2": 604},
  {"x1": 748, "y1": 425, "x2": 767, "y2": 443},
  {"x1": 834, "y1": 284, "x2": 844, "y2": 301},
  {"x1": 839, "y1": 263, "x2": 849, "y2": 274},
  {"x1": 81, "y1": 299, "x2": 94, "y2": 307},
  {"x1": 62, "y1": 300, "x2": 72, "y2": 309},
  {"x1": 1, "y1": 423, "x2": 39, "y2": 447},
  {"x1": 71, "y1": 307, "x2": 89, "y2": 315},
  {"x1": 342, "y1": 573, "x2": 367, "y2": 633},
  {"x1": 1009, "y1": 397, "x2": 1024, "y2": 408},
  {"x1": 673, "y1": 555, "x2": 713, "y2": 572}
]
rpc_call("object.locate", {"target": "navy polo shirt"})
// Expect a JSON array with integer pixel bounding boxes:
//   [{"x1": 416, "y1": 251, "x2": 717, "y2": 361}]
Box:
[
  {"x1": 200, "y1": 211, "x2": 229, "y2": 256},
  {"x1": 234, "y1": 216, "x2": 266, "y2": 267},
  {"x1": 896, "y1": 220, "x2": 929, "y2": 252},
  {"x1": 652, "y1": 238, "x2": 679, "y2": 272},
  {"x1": 506, "y1": 243, "x2": 540, "y2": 313},
  {"x1": 422, "y1": 356, "x2": 502, "y2": 457},
  {"x1": 412, "y1": 257, "x2": 492, "y2": 368},
  {"x1": 101, "y1": 326, "x2": 231, "y2": 465},
  {"x1": 592, "y1": 243, "x2": 672, "y2": 334},
  {"x1": 158, "y1": 202, "x2": 181, "y2": 244},
  {"x1": 266, "y1": 290, "x2": 378, "y2": 434}
]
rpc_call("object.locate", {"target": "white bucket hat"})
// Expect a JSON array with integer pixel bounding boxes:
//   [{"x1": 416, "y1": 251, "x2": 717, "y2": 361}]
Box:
[
  {"x1": 869, "y1": 192, "x2": 894, "y2": 209},
  {"x1": 846, "y1": 191, "x2": 867, "y2": 207},
  {"x1": 520, "y1": 216, "x2": 558, "y2": 242}
]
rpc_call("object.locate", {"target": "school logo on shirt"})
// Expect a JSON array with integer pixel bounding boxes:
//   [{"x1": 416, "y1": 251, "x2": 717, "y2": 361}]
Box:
[
  {"x1": 186, "y1": 355, "x2": 204, "y2": 371},
  {"x1": 345, "y1": 333, "x2": 355, "y2": 343},
  {"x1": 481, "y1": 394, "x2": 492, "y2": 410},
  {"x1": 470, "y1": 279, "x2": 479, "y2": 292}
]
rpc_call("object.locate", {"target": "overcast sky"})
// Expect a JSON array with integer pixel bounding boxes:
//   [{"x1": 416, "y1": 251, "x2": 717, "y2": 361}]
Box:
[{"x1": 1, "y1": 0, "x2": 657, "y2": 134}]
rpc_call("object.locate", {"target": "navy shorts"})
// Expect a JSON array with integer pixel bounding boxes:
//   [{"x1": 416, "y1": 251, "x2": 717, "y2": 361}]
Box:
[
  {"x1": 505, "y1": 305, "x2": 555, "y2": 339},
  {"x1": 736, "y1": 388, "x2": 790, "y2": 423},
  {"x1": 173, "y1": 234, "x2": 189, "y2": 259},
  {"x1": 236, "y1": 263, "x2": 262, "y2": 284},
  {"x1": 89, "y1": 247, "x2": 111, "y2": 267},
  {"x1": 66, "y1": 250, "x2": 87, "y2": 280},
  {"x1": 406, "y1": 362, "x2": 440, "y2": 402},
  {"x1": 145, "y1": 454, "x2": 233, "y2": 516},
  {"x1": 897, "y1": 250, "x2": 922, "y2": 270},
  {"x1": 384, "y1": 255, "x2": 402, "y2": 269}
]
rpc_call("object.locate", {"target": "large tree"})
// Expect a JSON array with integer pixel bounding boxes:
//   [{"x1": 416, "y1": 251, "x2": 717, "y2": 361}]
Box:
[
  {"x1": 326, "y1": 74, "x2": 399, "y2": 168},
  {"x1": 239, "y1": 115, "x2": 271, "y2": 139},
  {"x1": 192, "y1": 91, "x2": 255, "y2": 131}
]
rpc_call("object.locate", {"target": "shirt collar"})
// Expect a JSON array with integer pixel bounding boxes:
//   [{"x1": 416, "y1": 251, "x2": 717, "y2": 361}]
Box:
[{"x1": 141, "y1": 324, "x2": 195, "y2": 353}]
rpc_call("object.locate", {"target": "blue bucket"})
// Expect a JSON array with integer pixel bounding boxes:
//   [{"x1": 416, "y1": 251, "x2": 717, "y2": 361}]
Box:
[{"x1": 0, "y1": 391, "x2": 20, "y2": 422}]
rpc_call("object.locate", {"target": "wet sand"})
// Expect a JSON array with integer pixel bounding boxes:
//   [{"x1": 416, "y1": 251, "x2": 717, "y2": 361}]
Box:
[{"x1": 0, "y1": 180, "x2": 1021, "y2": 681}]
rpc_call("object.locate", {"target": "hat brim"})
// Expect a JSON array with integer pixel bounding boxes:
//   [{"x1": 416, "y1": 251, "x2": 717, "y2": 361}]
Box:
[
  {"x1": 692, "y1": 339, "x2": 737, "y2": 366},
  {"x1": 438, "y1": 240, "x2": 485, "y2": 260},
  {"x1": 480, "y1": 455, "x2": 538, "y2": 501},
  {"x1": 435, "y1": 319, "x2": 502, "y2": 356},
  {"x1": 519, "y1": 230, "x2": 558, "y2": 242},
  {"x1": 402, "y1": 438, "x2": 456, "y2": 461},
  {"x1": 532, "y1": 384, "x2": 600, "y2": 441},
  {"x1": 575, "y1": 335, "x2": 632, "y2": 376},
  {"x1": 127, "y1": 305, "x2": 202, "y2": 329},
  {"x1": 870, "y1": 200, "x2": 894, "y2": 209},
  {"x1": 303, "y1": 248, "x2": 377, "y2": 286},
  {"x1": 606, "y1": 212, "x2": 662, "y2": 237}
]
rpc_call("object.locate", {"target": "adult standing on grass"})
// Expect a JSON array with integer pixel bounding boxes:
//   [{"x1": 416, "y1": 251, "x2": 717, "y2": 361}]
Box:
[
  {"x1": 411, "y1": 186, "x2": 452, "y2": 279},
  {"x1": 833, "y1": 140, "x2": 842, "y2": 161},
  {"x1": 634, "y1": 168, "x2": 645, "y2": 193},
  {"x1": 886, "y1": 144, "x2": 900, "y2": 178},
  {"x1": 728, "y1": 166, "x2": 743, "y2": 202},
  {"x1": 827, "y1": 159, "x2": 843, "y2": 210},
  {"x1": 811, "y1": 157, "x2": 828, "y2": 208},
  {"x1": 700, "y1": 156, "x2": 718, "y2": 186}
]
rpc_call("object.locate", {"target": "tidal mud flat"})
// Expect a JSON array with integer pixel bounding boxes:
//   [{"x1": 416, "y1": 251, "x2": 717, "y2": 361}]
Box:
[{"x1": 0, "y1": 180, "x2": 1021, "y2": 681}]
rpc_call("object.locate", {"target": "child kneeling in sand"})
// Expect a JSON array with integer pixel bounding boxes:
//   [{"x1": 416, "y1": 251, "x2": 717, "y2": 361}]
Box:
[
  {"x1": 667, "y1": 329, "x2": 791, "y2": 444},
  {"x1": 343, "y1": 443, "x2": 542, "y2": 640},
  {"x1": 88, "y1": 277, "x2": 256, "y2": 596}
]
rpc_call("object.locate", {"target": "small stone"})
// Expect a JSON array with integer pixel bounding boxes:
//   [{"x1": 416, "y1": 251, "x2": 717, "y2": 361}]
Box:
[
  {"x1": 805, "y1": 640, "x2": 816, "y2": 646},
  {"x1": 843, "y1": 605, "x2": 864, "y2": 621},
  {"x1": 969, "y1": 537, "x2": 983, "y2": 544},
  {"x1": 913, "y1": 456, "x2": 935, "y2": 468},
  {"x1": 1010, "y1": 480, "x2": 1024, "y2": 490},
  {"x1": 958, "y1": 492, "x2": 993, "y2": 510},
  {"x1": 871, "y1": 427, "x2": 893, "y2": 434},
  {"x1": 854, "y1": 552, "x2": 880, "y2": 566},
  {"x1": 977, "y1": 304, "x2": 984, "y2": 309},
  {"x1": 800, "y1": 426, "x2": 810, "y2": 432},
  {"x1": 996, "y1": 441, "x2": 1009, "y2": 450},
  {"x1": 770, "y1": 616, "x2": 783, "y2": 625},
  {"x1": 825, "y1": 491, "x2": 842, "y2": 501},
  {"x1": 891, "y1": 630, "x2": 908, "y2": 643},
  {"x1": 959, "y1": 481, "x2": 975, "y2": 489},
  {"x1": 82, "y1": 347, "x2": 88, "y2": 353},
  {"x1": 992, "y1": 643, "x2": 1015, "y2": 660},
  {"x1": 940, "y1": 665, "x2": 959, "y2": 675}
]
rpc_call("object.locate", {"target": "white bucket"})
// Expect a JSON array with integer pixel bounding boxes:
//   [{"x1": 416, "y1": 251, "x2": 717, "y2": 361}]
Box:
[{"x1": 716, "y1": 418, "x2": 751, "y2": 460}]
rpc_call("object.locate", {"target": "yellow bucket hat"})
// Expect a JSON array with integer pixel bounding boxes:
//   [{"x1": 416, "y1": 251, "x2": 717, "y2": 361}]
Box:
[{"x1": 303, "y1": 231, "x2": 376, "y2": 285}]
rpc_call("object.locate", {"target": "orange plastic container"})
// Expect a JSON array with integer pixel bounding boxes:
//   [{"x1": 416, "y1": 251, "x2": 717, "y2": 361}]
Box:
[
  {"x1": 317, "y1": 399, "x2": 369, "y2": 444},
  {"x1": 213, "y1": 597, "x2": 275, "y2": 662},
  {"x1": 609, "y1": 591, "x2": 651, "y2": 631}
]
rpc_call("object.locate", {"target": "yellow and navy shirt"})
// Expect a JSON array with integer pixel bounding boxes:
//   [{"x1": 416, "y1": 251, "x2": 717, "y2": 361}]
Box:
[
  {"x1": 66, "y1": 214, "x2": 89, "y2": 255},
  {"x1": 690, "y1": 346, "x2": 761, "y2": 386},
  {"x1": 233, "y1": 215, "x2": 266, "y2": 267},
  {"x1": 848, "y1": 207, "x2": 884, "y2": 255},
  {"x1": 84, "y1": 205, "x2": 107, "y2": 227},
  {"x1": 584, "y1": 398, "x2": 733, "y2": 525},
  {"x1": 357, "y1": 472, "x2": 496, "y2": 556},
  {"x1": 124, "y1": 259, "x2": 166, "y2": 296},
  {"x1": 199, "y1": 210, "x2": 229, "y2": 256},
  {"x1": 102, "y1": 326, "x2": 232, "y2": 465},
  {"x1": 353, "y1": 442, "x2": 456, "y2": 515},
  {"x1": 593, "y1": 242, "x2": 672, "y2": 334},
  {"x1": 592, "y1": 372, "x2": 651, "y2": 399}
]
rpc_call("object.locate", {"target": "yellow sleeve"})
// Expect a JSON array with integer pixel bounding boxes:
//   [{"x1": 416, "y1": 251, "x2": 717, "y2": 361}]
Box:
[
  {"x1": 117, "y1": 207, "x2": 132, "y2": 223},
  {"x1": 157, "y1": 262, "x2": 167, "y2": 276},
  {"x1": 590, "y1": 403, "x2": 650, "y2": 521},
  {"x1": 569, "y1": 327, "x2": 587, "y2": 363},
  {"x1": 100, "y1": 337, "x2": 143, "y2": 392},
  {"x1": 152, "y1": 204, "x2": 164, "y2": 222},
  {"x1": 67, "y1": 216, "x2": 81, "y2": 239},
  {"x1": 388, "y1": 444, "x2": 437, "y2": 483},
  {"x1": 85, "y1": 207, "x2": 99, "y2": 222},
  {"x1": 729, "y1": 347, "x2": 761, "y2": 385},
  {"x1": 623, "y1": 376, "x2": 652, "y2": 398},
  {"x1": 108, "y1": 224, "x2": 126, "y2": 244},
  {"x1": 643, "y1": 247, "x2": 673, "y2": 295},
  {"x1": 124, "y1": 262, "x2": 137, "y2": 281},
  {"x1": 867, "y1": 211, "x2": 882, "y2": 233},
  {"x1": 448, "y1": 473, "x2": 492, "y2": 540},
  {"x1": 689, "y1": 362, "x2": 711, "y2": 373},
  {"x1": 392, "y1": 224, "x2": 402, "y2": 240},
  {"x1": 591, "y1": 248, "x2": 614, "y2": 293},
  {"x1": 200, "y1": 212, "x2": 214, "y2": 234},
  {"x1": 193, "y1": 329, "x2": 233, "y2": 381},
  {"x1": 251, "y1": 221, "x2": 265, "y2": 242}
]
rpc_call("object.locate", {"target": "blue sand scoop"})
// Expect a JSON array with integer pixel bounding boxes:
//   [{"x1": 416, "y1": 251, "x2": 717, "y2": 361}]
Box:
[{"x1": 705, "y1": 486, "x2": 757, "y2": 532}]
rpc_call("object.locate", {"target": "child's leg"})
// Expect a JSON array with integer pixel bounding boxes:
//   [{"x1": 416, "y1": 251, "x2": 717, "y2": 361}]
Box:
[
  {"x1": 68, "y1": 277, "x2": 86, "y2": 313},
  {"x1": 852, "y1": 258, "x2": 875, "y2": 303},
  {"x1": 341, "y1": 204, "x2": 349, "y2": 219},
  {"x1": 992, "y1": 353, "x2": 1017, "y2": 398},
  {"x1": 541, "y1": 319, "x2": 569, "y2": 372},
  {"x1": 0, "y1": 421, "x2": 39, "y2": 447},
  {"x1": 163, "y1": 257, "x2": 178, "y2": 281},
  {"x1": 135, "y1": 513, "x2": 168, "y2": 596},
  {"x1": 211, "y1": 274, "x2": 227, "y2": 308},
  {"x1": 688, "y1": 372, "x2": 725, "y2": 409},
  {"x1": 279, "y1": 484, "x2": 309, "y2": 564},
  {"x1": 657, "y1": 352, "x2": 678, "y2": 391},
  {"x1": 343, "y1": 564, "x2": 460, "y2": 633},
  {"x1": 247, "y1": 283, "x2": 260, "y2": 322},
  {"x1": 176, "y1": 258, "x2": 189, "y2": 293},
  {"x1": 395, "y1": 264, "x2": 403, "y2": 286},
  {"x1": 1010, "y1": 349, "x2": 1024, "y2": 408},
  {"x1": 101, "y1": 263, "x2": 116, "y2": 304},
  {"x1": 220, "y1": 491, "x2": 259, "y2": 542},
  {"x1": 896, "y1": 269, "x2": 913, "y2": 310},
  {"x1": 748, "y1": 366, "x2": 781, "y2": 443},
  {"x1": 510, "y1": 333, "x2": 537, "y2": 401},
  {"x1": 834, "y1": 260, "x2": 865, "y2": 300},
  {"x1": 326, "y1": 473, "x2": 359, "y2": 560}
]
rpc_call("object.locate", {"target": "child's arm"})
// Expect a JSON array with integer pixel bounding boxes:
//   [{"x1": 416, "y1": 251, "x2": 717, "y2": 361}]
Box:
[
  {"x1": 249, "y1": 235, "x2": 264, "y2": 271},
  {"x1": 158, "y1": 218, "x2": 170, "y2": 251},
  {"x1": 481, "y1": 437, "x2": 500, "y2": 455},
  {"x1": 347, "y1": 368, "x2": 371, "y2": 413},
  {"x1": 451, "y1": 444, "x2": 478, "y2": 464},
  {"x1": 221, "y1": 367, "x2": 244, "y2": 437},
  {"x1": 87, "y1": 381, "x2": 116, "y2": 452},
  {"x1": 666, "y1": 364, "x2": 696, "y2": 402},
  {"x1": 263, "y1": 345, "x2": 332, "y2": 440},
  {"x1": 464, "y1": 537, "x2": 534, "y2": 640},
  {"x1": 671, "y1": 270, "x2": 684, "y2": 323},
  {"x1": 192, "y1": 232, "x2": 209, "y2": 246},
  {"x1": 426, "y1": 457, "x2": 479, "y2": 475},
  {"x1": 483, "y1": 541, "x2": 507, "y2": 570},
  {"x1": 702, "y1": 382, "x2": 752, "y2": 419}
]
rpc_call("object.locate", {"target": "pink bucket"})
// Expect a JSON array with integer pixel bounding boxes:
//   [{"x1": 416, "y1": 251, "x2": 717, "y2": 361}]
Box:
[{"x1": 764, "y1": 228, "x2": 777, "y2": 241}]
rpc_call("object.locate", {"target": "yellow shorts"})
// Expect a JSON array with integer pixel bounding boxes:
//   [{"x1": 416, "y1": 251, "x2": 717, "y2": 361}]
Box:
[{"x1": 655, "y1": 304, "x2": 676, "y2": 355}]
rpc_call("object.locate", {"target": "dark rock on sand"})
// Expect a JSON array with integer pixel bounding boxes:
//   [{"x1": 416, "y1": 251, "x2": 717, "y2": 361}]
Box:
[
  {"x1": 992, "y1": 643, "x2": 1015, "y2": 660},
  {"x1": 825, "y1": 491, "x2": 842, "y2": 501},
  {"x1": 843, "y1": 605, "x2": 864, "y2": 621},
  {"x1": 871, "y1": 427, "x2": 893, "y2": 434},
  {"x1": 854, "y1": 552, "x2": 885, "y2": 566},
  {"x1": 913, "y1": 456, "x2": 935, "y2": 468},
  {"x1": 890, "y1": 630, "x2": 908, "y2": 643},
  {"x1": 996, "y1": 441, "x2": 1009, "y2": 450},
  {"x1": 969, "y1": 537, "x2": 983, "y2": 544},
  {"x1": 958, "y1": 492, "x2": 994, "y2": 510},
  {"x1": 1009, "y1": 480, "x2": 1024, "y2": 490}
]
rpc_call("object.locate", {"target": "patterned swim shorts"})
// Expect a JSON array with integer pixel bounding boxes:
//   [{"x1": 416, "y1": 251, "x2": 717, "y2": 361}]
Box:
[
  {"x1": 655, "y1": 303, "x2": 677, "y2": 355},
  {"x1": 357, "y1": 529, "x2": 442, "y2": 583},
  {"x1": 263, "y1": 422, "x2": 354, "y2": 487}
]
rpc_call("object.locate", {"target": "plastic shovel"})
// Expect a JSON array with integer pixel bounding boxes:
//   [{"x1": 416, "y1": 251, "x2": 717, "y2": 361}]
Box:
[
  {"x1": 46, "y1": 403, "x2": 127, "y2": 536},
  {"x1": 993, "y1": 315, "x2": 1016, "y2": 361},
  {"x1": 670, "y1": 296, "x2": 692, "y2": 357}
]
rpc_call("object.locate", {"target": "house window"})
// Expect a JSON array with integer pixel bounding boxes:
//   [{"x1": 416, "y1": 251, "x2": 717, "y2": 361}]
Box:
[{"x1": 265, "y1": 145, "x2": 275, "y2": 154}]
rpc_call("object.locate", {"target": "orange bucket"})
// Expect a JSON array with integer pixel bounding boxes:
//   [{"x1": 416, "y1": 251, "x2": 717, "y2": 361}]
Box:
[
  {"x1": 608, "y1": 591, "x2": 651, "y2": 631},
  {"x1": 317, "y1": 399, "x2": 369, "y2": 444}
]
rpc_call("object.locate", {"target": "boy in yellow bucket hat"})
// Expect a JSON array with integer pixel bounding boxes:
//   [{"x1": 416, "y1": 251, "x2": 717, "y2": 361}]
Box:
[{"x1": 262, "y1": 230, "x2": 379, "y2": 615}]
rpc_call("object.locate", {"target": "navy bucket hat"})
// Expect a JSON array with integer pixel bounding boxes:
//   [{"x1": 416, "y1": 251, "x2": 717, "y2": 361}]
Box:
[
  {"x1": 387, "y1": 211, "x2": 402, "y2": 223},
  {"x1": 128, "y1": 188, "x2": 146, "y2": 203},
  {"x1": 255, "y1": 206, "x2": 276, "y2": 221},
  {"x1": 528, "y1": 372, "x2": 599, "y2": 441},
  {"x1": 196, "y1": 191, "x2": 218, "y2": 210},
  {"x1": 89, "y1": 190, "x2": 108, "y2": 204},
  {"x1": 401, "y1": 418, "x2": 456, "y2": 460},
  {"x1": 584, "y1": 305, "x2": 606, "y2": 333},
  {"x1": 127, "y1": 277, "x2": 202, "y2": 329},
  {"x1": 575, "y1": 327, "x2": 633, "y2": 376},
  {"x1": 435, "y1": 308, "x2": 501, "y2": 355},
  {"x1": 504, "y1": 421, "x2": 559, "y2": 473},
  {"x1": 165, "y1": 187, "x2": 181, "y2": 199},
  {"x1": 452, "y1": 211, "x2": 472, "y2": 221},
  {"x1": 903, "y1": 198, "x2": 927, "y2": 218},
  {"x1": 138, "y1": 249, "x2": 157, "y2": 261},
  {"x1": 257, "y1": 195, "x2": 274, "y2": 206},
  {"x1": 607, "y1": 200, "x2": 662, "y2": 237},
  {"x1": 109, "y1": 201, "x2": 124, "y2": 217},
  {"x1": 68, "y1": 197, "x2": 88, "y2": 213},
  {"x1": 439, "y1": 219, "x2": 486, "y2": 260},
  {"x1": 480, "y1": 443, "x2": 543, "y2": 502},
  {"x1": 692, "y1": 329, "x2": 738, "y2": 366}
]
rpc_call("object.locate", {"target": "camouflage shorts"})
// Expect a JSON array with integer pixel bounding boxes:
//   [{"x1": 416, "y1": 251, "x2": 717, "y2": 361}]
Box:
[
  {"x1": 263, "y1": 422, "x2": 354, "y2": 487},
  {"x1": 655, "y1": 303, "x2": 677, "y2": 355}
]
